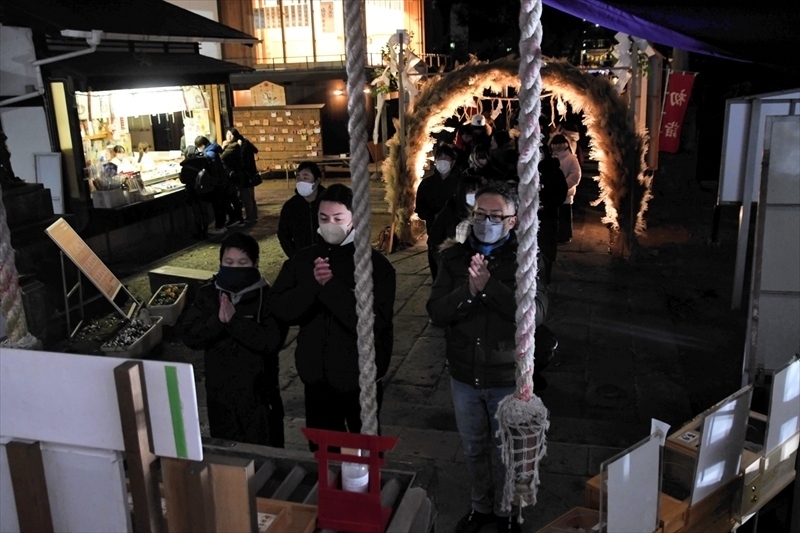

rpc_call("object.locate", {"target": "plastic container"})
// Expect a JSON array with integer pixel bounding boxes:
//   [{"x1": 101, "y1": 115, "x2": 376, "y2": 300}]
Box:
[
  {"x1": 341, "y1": 450, "x2": 369, "y2": 493},
  {"x1": 101, "y1": 316, "x2": 163, "y2": 359},
  {"x1": 147, "y1": 283, "x2": 188, "y2": 326},
  {"x1": 92, "y1": 189, "x2": 127, "y2": 208}
]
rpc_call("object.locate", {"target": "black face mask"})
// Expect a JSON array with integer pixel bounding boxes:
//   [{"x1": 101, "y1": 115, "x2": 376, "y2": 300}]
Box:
[{"x1": 216, "y1": 266, "x2": 261, "y2": 293}]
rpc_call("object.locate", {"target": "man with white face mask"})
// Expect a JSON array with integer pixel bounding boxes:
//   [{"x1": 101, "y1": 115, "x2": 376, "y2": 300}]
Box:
[
  {"x1": 415, "y1": 144, "x2": 462, "y2": 278},
  {"x1": 271, "y1": 184, "x2": 396, "y2": 445},
  {"x1": 427, "y1": 182, "x2": 548, "y2": 532},
  {"x1": 278, "y1": 161, "x2": 327, "y2": 258}
]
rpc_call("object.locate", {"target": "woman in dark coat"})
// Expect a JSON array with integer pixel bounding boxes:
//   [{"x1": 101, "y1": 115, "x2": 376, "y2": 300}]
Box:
[
  {"x1": 220, "y1": 128, "x2": 246, "y2": 226},
  {"x1": 181, "y1": 232, "x2": 287, "y2": 446},
  {"x1": 226, "y1": 127, "x2": 261, "y2": 224},
  {"x1": 270, "y1": 184, "x2": 396, "y2": 441}
]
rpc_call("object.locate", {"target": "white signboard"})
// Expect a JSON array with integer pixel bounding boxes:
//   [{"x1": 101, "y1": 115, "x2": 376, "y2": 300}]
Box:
[
  {"x1": 0, "y1": 348, "x2": 202, "y2": 461},
  {"x1": 605, "y1": 432, "x2": 662, "y2": 533}
]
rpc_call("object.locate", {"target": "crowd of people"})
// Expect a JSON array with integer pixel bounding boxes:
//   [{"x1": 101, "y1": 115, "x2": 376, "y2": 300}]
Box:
[{"x1": 178, "y1": 114, "x2": 584, "y2": 533}]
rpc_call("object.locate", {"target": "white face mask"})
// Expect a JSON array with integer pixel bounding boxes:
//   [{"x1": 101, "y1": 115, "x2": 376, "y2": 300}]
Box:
[
  {"x1": 465, "y1": 193, "x2": 476, "y2": 207},
  {"x1": 472, "y1": 218, "x2": 506, "y2": 244},
  {"x1": 296, "y1": 181, "x2": 316, "y2": 197},
  {"x1": 435, "y1": 160, "x2": 452, "y2": 175},
  {"x1": 318, "y1": 222, "x2": 350, "y2": 245}
]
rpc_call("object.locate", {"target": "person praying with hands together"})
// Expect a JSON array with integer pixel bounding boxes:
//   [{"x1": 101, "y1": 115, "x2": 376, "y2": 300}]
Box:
[
  {"x1": 181, "y1": 233, "x2": 288, "y2": 447},
  {"x1": 427, "y1": 182, "x2": 548, "y2": 532},
  {"x1": 270, "y1": 184, "x2": 396, "y2": 446}
]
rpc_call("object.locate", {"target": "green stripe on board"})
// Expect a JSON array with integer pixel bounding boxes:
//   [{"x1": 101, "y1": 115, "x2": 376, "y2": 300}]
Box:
[{"x1": 165, "y1": 366, "x2": 188, "y2": 458}]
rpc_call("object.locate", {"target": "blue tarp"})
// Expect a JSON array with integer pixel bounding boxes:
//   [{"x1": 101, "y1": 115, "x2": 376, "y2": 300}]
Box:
[{"x1": 543, "y1": 0, "x2": 800, "y2": 68}]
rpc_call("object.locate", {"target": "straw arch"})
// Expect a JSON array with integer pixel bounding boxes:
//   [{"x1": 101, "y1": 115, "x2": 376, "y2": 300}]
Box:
[{"x1": 382, "y1": 56, "x2": 652, "y2": 254}]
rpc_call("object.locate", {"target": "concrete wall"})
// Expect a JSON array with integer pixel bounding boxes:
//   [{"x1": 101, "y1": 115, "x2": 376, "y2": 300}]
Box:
[
  {"x1": 164, "y1": 0, "x2": 222, "y2": 60},
  {"x1": 0, "y1": 107, "x2": 52, "y2": 183},
  {"x1": 0, "y1": 25, "x2": 37, "y2": 96}
]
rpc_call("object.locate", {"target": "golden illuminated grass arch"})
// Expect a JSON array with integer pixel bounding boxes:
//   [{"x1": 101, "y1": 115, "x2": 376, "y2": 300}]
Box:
[{"x1": 381, "y1": 56, "x2": 652, "y2": 252}]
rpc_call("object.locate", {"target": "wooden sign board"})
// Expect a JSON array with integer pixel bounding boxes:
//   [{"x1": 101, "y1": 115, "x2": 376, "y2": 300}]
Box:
[
  {"x1": 0, "y1": 348, "x2": 203, "y2": 461},
  {"x1": 45, "y1": 217, "x2": 123, "y2": 304}
]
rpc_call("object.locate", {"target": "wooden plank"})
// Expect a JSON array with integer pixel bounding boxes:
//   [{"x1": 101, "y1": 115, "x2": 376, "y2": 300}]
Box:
[
  {"x1": 5, "y1": 440, "x2": 54, "y2": 533},
  {"x1": 44, "y1": 217, "x2": 123, "y2": 302},
  {"x1": 208, "y1": 455, "x2": 257, "y2": 532},
  {"x1": 187, "y1": 461, "x2": 217, "y2": 532},
  {"x1": 0, "y1": 348, "x2": 202, "y2": 460},
  {"x1": 162, "y1": 458, "x2": 193, "y2": 533},
  {"x1": 115, "y1": 361, "x2": 161, "y2": 533}
]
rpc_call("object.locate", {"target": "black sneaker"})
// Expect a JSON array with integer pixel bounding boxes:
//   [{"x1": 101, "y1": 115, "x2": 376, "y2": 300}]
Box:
[
  {"x1": 495, "y1": 514, "x2": 522, "y2": 533},
  {"x1": 455, "y1": 509, "x2": 494, "y2": 533}
]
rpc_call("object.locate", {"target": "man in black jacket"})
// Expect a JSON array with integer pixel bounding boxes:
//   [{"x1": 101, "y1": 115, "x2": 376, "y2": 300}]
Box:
[
  {"x1": 271, "y1": 184, "x2": 395, "y2": 442},
  {"x1": 277, "y1": 161, "x2": 326, "y2": 258},
  {"x1": 415, "y1": 144, "x2": 462, "y2": 279},
  {"x1": 427, "y1": 182, "x2": 547, "y2": 533},
  {"x1": 181, "y1": 233, "x2": 288, "y2": 447}
]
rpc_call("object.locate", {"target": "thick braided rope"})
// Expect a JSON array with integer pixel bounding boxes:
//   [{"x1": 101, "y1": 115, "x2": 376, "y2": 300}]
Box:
[
  {"x1": 494, "y1": 0, "x2": 548, "y2": 515},
  {"x1": 0, "y1": 182, "x2": 33, "y2": 345},
  {"x1": 344, "y1": 0, "x2": 379, "y2": 435},
  {"x1": 513, "y1": 0, "x2": 543, "y2": 400}
]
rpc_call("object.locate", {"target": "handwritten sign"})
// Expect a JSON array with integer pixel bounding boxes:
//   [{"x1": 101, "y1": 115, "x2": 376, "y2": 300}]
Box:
[{"x1": 45, "y1": 218, "x2": 122, "y2": 302}]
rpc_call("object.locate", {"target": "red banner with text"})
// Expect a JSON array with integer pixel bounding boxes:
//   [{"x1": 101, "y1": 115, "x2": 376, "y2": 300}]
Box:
[{"x1": 659, "y1": 72, "x2": 696, "y2": 153}]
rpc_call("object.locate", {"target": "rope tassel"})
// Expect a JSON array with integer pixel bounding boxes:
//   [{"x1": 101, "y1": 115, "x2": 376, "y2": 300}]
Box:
[{"x1": 495, "y1": 0, "x2": 549, "y2": 516}]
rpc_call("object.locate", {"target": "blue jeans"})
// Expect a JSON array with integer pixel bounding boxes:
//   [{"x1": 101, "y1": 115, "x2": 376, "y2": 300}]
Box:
[{"x1": 451, "y1": 377, "x2": 516, "y2": 517}]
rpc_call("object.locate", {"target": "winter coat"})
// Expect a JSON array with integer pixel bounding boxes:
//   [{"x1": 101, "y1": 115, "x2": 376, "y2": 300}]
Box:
[
  {"x1": 555, "y1": 149, "x2": 581, "y2": 204},
  {"x1": 427, "y1": 232, "x2": 547, "y2": 388},
  {"x1": 240, "y1": 139, "x2": 260, "y2": 184},
  {"x1": 415, "y1": 169, "x2": 462, "y2": 225},
  {"x1": 277, "y1": 185, "x2": 326, "y2": 258},
  {"x1": 200, "y1": 142, "x2": 227, "y2": 187},
  {"x1": 181, "y1": 280, "x2": 288, "y2": 399},
  {"x1": 221, "y1": 142, "x2": 245, "y2": 186},
  {"x1": 270, "y1": 239, "x2": 396, "y2": 393},
  {"x1": 428, "y1": 194, "x2": 471, "y2": 257}
]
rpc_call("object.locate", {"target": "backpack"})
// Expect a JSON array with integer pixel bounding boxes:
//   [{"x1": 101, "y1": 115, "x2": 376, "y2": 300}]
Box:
[{"x1": 180, "y1": 153, "x2": 223, "y2": 194}]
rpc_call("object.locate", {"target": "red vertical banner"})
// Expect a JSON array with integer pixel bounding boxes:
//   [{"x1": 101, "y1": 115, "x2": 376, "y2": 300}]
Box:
[{"x1": 659, "y1": 72, "x2": 696, "y2": 153}]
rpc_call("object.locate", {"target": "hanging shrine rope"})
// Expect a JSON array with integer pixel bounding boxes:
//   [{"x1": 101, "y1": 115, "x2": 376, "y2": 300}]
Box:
[
  {"x1": 495, "y1": 0, "x2": 550, "y2": 516},
  {"x1": 344, "y1": 0, "x2": 379, "y2": 436},
  {"x1": 0, "y1": 182, "x2": 39, "y2": 348}
]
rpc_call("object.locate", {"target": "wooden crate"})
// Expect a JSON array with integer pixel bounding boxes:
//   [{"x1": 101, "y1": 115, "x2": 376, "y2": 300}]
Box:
[
  {"x1": 584, "y1": 473, "x2": 688, "y2": 533},
  {"x1": 536, "y1": 507, "x2": 599, "y2": 533},
  {"x1": 256, "y1": 498, "x2": 317, "y2": 533}
]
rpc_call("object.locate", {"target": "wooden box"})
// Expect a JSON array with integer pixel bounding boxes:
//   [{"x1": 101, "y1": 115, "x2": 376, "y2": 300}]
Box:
[
  {"x1": 584, "y1": 473, "x2": 688, "y2": 533},
  {"x1": 256, "y1": 498, "x2": 317, "y2": 533},
  {"x1": 536, "y1": 507, "x2": 599, "y2": 533}
]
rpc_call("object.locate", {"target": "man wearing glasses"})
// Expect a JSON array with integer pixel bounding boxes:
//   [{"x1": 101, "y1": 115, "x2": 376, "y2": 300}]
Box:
[{"x1": 427, "y1": 182, "x2": 548, "y2": 533}]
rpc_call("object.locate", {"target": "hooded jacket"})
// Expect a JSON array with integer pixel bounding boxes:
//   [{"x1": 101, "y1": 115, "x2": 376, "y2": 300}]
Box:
[
  {"x1": 270, "y1": 238, "x2": 396, "y2": 393},
  {"x1": 427, "y1": 232, "x2": 547, "y2": 388},
  {"x1": 181, "y1": 279, "x2": 287, "y2": 395},
  {"x1": 277, "y1": 185, "x2": 326, "y2": 258}
]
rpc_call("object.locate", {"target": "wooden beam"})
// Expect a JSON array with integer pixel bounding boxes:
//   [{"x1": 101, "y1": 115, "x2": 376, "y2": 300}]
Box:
[
  {"x1": 208, "y1": 455, "x2": 257, "y2": 532},
  {"x1": 6, "y1": 440, "x2": 54, "y2": 533},
  {"x1": 114, "y1": 361, "x2": 161, "y2": 533},
  {"x1": 188, "y1": 460, "x2": 217, "y2": 532}
]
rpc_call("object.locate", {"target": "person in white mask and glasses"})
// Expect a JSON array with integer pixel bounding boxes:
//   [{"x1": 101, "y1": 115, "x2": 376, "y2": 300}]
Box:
[
  {"x1": 427, "y1": 182, "x2": 548, "y2": 532},
  {"x1": 278, "y1": 161, "x2": 327, "y2": 258},
  {"x1": 415, "y1": 144, "x2": 462, "y2": 278},
  {"x1": 270, "y1": 184, "x2": 396, "y2": 448}
]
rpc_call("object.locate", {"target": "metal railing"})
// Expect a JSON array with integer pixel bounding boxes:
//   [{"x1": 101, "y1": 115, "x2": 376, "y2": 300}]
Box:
[{"x1": 251, "y1": 52, "x2": 452, "y2": 71}]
